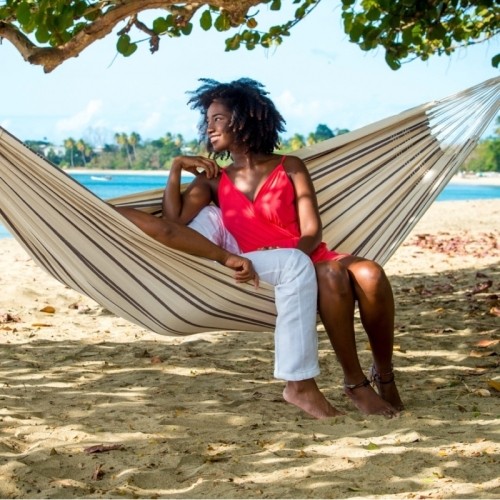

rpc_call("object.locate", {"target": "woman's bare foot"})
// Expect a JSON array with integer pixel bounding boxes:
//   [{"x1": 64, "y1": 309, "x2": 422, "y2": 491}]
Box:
[
  {"x1": 283, "y1": 379, "x2": 344, "y2": 419},
  {"x1": 370, "y1": 366, "x2": 405, "y2": 411},
  {"x1": 344, "y1": 378, "x2": 398, "y2": 418}
]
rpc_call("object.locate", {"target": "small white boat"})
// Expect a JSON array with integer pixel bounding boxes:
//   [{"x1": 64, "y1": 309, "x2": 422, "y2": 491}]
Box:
[{"x1": 90, "y1": 175, "x2": 113, "y2": 181}]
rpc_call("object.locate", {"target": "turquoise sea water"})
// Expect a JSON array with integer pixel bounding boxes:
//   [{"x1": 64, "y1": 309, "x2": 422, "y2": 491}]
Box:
[{"x1": 1, "y1": 173, "x2": 499, "y2": 239}]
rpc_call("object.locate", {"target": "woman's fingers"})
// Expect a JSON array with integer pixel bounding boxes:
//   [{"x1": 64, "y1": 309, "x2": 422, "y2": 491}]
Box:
[
  {"x1": 184, "y1": 157, "x2": 219, "y2": 178},
  {"x1": 224, "y1": 254, "x2": 259, "y2": 288}
]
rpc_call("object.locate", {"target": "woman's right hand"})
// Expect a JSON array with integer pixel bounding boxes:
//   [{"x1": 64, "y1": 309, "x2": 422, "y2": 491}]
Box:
[{"x1": 171, "y1": 156, "x2": 220, "y2": 179}]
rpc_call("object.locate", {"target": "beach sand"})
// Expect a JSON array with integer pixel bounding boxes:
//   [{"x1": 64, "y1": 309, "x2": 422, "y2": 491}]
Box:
[{"x1": 0, "y1": 200, "x2": 499, "y2": 499}]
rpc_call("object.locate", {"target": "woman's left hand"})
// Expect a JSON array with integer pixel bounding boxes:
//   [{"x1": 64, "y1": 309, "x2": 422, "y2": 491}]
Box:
[{"x1": 223, "y1": 253, "x2": 259, "y2": 288}]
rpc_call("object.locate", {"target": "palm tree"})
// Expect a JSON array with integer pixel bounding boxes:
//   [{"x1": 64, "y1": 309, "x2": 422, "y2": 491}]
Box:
[
  {"x1": 76, "y1": 139, "x2": 87, "y2": 167},
  {"x1": 115, "y1": 132, "x2": 132, "y2": 168},
  {"x1": 289, "y1": 133, "x2": 306, "y2": 151},
  {"x1": 306, "y1": 132, "x2": 317, "y2": 146},
  {"x1": 63, "y1": 137, "x2": 76, "y2": 168},
  {"x1": 174, "y1": 133, "x2": 184, "y2": 147},
  {"x1": 128, "y1": 132, "x2": 141, "y2": 161}
]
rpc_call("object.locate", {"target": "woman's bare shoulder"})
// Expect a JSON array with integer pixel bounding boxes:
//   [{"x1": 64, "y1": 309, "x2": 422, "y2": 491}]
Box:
[{"x1": 282, "y1": 154, "x2": 307, "y2": 173}]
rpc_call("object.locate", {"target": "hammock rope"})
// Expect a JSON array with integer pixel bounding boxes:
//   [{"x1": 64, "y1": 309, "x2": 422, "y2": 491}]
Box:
[{"x1": 1, "y1": 77, "x2": 498, "y2": 336}]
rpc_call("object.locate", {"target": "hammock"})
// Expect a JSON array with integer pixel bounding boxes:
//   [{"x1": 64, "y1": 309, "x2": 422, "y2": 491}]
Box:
[{"x1": 1, "y1": 77, "x2": 498, "y2": 336}]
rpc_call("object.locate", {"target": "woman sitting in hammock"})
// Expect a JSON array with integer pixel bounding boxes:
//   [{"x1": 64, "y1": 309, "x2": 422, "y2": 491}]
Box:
[
  {"x1": 119, "y1": 193, "x2": 341, "y2": 420},
  {"x1": 162, "y1": 77, "x2": 404, "y2": 417}
]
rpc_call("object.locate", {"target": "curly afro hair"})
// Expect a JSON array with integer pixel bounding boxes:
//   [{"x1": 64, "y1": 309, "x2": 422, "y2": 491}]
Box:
[{"x1": 187, "y1": 77, "x2": 286, "y2": 158}]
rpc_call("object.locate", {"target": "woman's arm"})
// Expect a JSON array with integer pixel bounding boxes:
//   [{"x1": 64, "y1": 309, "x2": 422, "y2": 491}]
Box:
[
  {"x1": 117, "y1": 206, "x2": 258, "y2": 286},
  {"x1": 284, "y1": 156, "x2": 323, "y2": 256},
  {"x1": 162, "y1": 155, "x2": 219, "y2": 225}
]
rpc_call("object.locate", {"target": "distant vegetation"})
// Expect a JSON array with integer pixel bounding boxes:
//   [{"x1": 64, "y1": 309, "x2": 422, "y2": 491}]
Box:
[
  {"x1": 24, "y1": 123, "x2": 350, "y2": 171},
  {"x1": 25, "y1": 116, "x2": 499, "y2": 173},
  {"x1": 460, "y1": 116, "x2": 500, "y2": 173}
]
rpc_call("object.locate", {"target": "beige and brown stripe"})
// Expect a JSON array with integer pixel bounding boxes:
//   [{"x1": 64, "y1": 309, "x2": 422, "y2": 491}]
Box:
[{"x1": 1, "y1": 77, "x2": 498, "y2": 336}]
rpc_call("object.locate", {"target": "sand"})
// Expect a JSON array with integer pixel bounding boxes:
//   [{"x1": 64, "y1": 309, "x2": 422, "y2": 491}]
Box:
[{"x1": 0, "y1": 200, "x2": 499, "y2": 499}]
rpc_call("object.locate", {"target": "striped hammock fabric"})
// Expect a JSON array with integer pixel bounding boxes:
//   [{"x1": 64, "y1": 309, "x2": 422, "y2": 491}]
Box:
[{"x1": 1, "y1": 77, "x2": 499, "y2": 336}]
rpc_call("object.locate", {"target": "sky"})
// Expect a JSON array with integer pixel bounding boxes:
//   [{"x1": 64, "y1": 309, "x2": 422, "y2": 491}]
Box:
[{"x1": 1, "y1": 1, "x2": 498, "y2": 147}]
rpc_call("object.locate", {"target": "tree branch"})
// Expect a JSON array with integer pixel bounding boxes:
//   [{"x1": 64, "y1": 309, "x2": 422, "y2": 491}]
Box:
[{"x1": 0, "y1": 0, "x2": 261, "y2": 73}]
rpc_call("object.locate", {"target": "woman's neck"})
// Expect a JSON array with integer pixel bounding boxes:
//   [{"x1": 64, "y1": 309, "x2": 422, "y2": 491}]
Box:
[{"x1": 230, "y1": 150, "x2": 275, "y2": 169}]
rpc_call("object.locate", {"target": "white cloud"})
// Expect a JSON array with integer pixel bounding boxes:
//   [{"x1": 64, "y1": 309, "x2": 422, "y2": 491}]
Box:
[
  {"x1": 1, "y1": 118, "x2": 11, "y2": 130},
  {"x1": 277, "y1": 90, "x2": 333, "y2": 118},
  {"x1": 275, "y1": 90, "x2": 301, "y2": 117},
  {"x1": 274, "y1": 86, "x2": 414, "y2": 137},
  {"x1": 275, "y1": 89, "x2": 345, "y2": 135},
  {"x1": 171, "y1": 108, "x2": 201, "y2": 140},
  {"x1": 55, "y1": 100, "x2": 103, "y2": 136},
  {"x1": 139, "y1": 111, "x2": 161, "y2": 132}
]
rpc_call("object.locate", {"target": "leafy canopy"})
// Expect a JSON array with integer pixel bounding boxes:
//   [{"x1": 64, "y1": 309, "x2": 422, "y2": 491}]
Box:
[
  {"x1": 341, "y1": 0, "x2": 499, "y2": 70},
  {"x1": 0, "y1": 0, "x2": 498, "y2": 72}
]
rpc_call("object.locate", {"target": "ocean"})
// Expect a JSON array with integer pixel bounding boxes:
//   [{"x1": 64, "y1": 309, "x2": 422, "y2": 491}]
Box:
[{"x1": 1, "y1": 172, "x2": 499, "y2": 239}]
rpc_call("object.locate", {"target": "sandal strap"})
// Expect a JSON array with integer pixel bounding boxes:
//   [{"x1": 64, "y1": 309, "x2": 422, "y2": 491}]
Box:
[
  {"x1": 344, "y1": 378, "x2": 370, "y2": 390},
  {"x1": 370, "y1": 366, "x2": 395, "y2": 385}
]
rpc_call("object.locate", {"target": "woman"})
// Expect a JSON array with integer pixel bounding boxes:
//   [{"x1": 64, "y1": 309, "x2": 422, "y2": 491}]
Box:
[
  {"x1": 163, "y1": 77, "x2": 404, "y2": 417},
  {"x1": 117, "y1": 202, "x2": 341, "y2": 420}
]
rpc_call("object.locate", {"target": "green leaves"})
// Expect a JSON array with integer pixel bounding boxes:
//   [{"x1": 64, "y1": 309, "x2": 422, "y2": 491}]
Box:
[
  {"x1": 151, "y1": 14, "x2": 192, "y2": 39},
  {"x1": 8, "y1": 0, "x2": 94, "y2": 46},
  {"x1": 116, "y1": 34, "x2": 137, "y2": 57},
  {"x1": 225, "y1": 33, "x2": 241, "y2": 50},
  {"x1": 1, "y1": 0, "x2": 497, "y2": 71},
  {"x1": 246, "y1": 17, "x2": 258, "y2": 29},
  {"x1": 35, "y1": 25, "x2": 50, "y2": 43},
  {"x1": 214, "y1": 11, "x2": 231, "y2": 31},
  {"x1": 428, "y1": 23, "x2": 447, "y2": 41},
  {"x1": 366, "y1": 7, "x2": 381, "y2": 21},
  {"x1": 224, "y1": 0, "x2": 316, "y2": 52},
  {"x1": 180, "y1": 22, "x2": 192, "y2": 36},
  {"x1": 385, "y1": 51, "x2": 402, "y2": 70},
  {"x1": 341, "y1": 0, "x2": 499, "y2": 70},
  {"x1": 16, "y1": 2, "x2": 31, "y2": 26},
  {"x1": 270, "y1": 0, "x2": 282, "y2": 10},
  {"x1": 349, "y1": 21, "x2": 365, "y2": 42},
  {"x1": 200, "y1": 10, "x2": 212, "y2": 31},
  {"x1": 153, "y1": 17, "x2": 170, "y2": 35}
]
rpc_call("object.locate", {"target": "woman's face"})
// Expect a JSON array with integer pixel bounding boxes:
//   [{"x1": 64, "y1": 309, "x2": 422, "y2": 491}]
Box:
[{"x1": 206, "y1": 100, "x2": 234, "y2": 152}]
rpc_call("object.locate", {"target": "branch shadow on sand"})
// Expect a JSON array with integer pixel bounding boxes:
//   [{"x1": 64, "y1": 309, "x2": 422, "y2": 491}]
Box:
[{"x1": 0, "y1": 265, "x2": 498, "y2": 499}]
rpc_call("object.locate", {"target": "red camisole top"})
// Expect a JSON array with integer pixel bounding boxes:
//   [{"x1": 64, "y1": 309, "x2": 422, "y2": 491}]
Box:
[{"x1": 218, "y1": 159, "x2": 342, "y2": 263}]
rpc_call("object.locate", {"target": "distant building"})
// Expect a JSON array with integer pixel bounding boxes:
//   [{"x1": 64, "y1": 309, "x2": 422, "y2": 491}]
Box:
[{"x1": 42, "y1": 145, "x2": 66, "y2": 157}]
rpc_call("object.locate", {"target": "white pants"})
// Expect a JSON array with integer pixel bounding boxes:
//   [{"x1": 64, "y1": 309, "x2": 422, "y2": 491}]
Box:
[{"x1": 188, "y1": 206, "x2": 320, "y2": 381}]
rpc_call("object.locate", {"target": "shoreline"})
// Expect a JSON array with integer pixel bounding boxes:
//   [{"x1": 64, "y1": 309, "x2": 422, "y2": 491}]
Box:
[
  {"x1": 449, "y1": 173, "x2": 500, "y2": 186},
  {"x1": 65, "y1": 168, "x2": 195, "y2": 177},
  {"x1": 63, "y1": 168, "x2": 500, "y2": 186}
]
